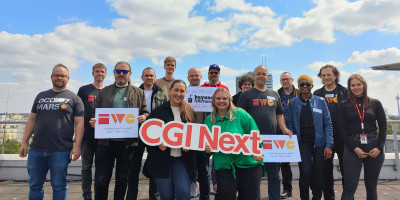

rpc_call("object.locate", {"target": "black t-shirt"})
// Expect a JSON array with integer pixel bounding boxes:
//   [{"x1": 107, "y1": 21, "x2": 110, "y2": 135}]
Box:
[
  {"x1": 237, "y1": 88, "x2": 283, "y2": 135},
  {"x1": 317, "y1": 87, "x2": 340, "y2": 127},
  {"x1": 30, "y1": 89, "x2": 84, "y2": 152},
  {"x1": 300, "y1": 98, "x2": 315, "y2": 143},
  {"x1": 77, "y1": 84, "x2": 100, "y2": 139}
]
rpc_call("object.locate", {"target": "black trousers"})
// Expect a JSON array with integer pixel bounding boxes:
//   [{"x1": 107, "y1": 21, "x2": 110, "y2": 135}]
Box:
[
  {"x1": 321, "y1": 139, "x2": 344, "y2": 200},
  {"x1": 280, "y1": 162, "x2": 292, "y2": 192},
  {"x1": 94, "y1": 141, "x2": 129, "y2": 200},
  {"x1": 215, "y1": 165, "x2": 263, "y2": 200},
  {"x1": 341, "y1": 146, "x2": 384, "y2": 200}
]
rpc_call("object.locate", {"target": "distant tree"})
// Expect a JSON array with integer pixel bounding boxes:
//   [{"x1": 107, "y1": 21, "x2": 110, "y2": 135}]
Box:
[{"x1": 3, "y1": 139, "x2": 21, "y2": 154}]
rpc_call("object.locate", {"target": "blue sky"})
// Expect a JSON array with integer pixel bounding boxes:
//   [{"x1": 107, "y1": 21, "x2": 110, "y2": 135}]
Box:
[{"x1": 1, "y1": 0, "x2": 400, "y2": 115}]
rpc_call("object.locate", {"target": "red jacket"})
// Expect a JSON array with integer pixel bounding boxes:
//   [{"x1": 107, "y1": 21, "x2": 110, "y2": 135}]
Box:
[{"x1": 201, "y1": 81, "x2": 229, "y2": 91}]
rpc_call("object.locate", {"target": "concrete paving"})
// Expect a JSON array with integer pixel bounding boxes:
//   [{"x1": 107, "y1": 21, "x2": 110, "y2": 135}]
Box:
[{"x1": 1, "y1": 179, "x2": 400, "y2": 200}]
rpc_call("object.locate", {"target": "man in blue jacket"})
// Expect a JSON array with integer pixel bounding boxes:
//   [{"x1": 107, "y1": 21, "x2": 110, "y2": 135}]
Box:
[{"x1": 286, "y1": 74, "x2": 333, "y2": 200}]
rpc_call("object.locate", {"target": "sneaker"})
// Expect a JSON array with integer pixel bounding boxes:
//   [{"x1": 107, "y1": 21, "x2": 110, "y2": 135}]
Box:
[
  {"x1": 83, "y1": 194, "x2": 92, "y2": 200},
  {"x1": 212, "y1": 184, "x2": 217, "y2": 194},
  {"x1": 190, "y1": 182, "x2": 198, "y2": 198},
  {"x1": 281, "y1": 189, "x2": 292, "y2": 199}
]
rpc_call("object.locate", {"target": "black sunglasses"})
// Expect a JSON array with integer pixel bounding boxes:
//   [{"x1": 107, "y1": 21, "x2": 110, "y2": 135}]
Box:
[
  {"x1": 299, "y1": 82, "x2": 312, "y2": 87},
  {"x1": 115, "y1": 69, "x2": 130, "y2": 74}
]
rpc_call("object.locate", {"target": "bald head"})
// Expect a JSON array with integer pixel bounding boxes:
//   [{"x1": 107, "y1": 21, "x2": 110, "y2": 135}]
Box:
[
  {"x1": 253, "y1": 65, "x2": 269, "y2": 89},
  {"x1": 187, "y1": 67, "x2": 202, "y2": 86}
]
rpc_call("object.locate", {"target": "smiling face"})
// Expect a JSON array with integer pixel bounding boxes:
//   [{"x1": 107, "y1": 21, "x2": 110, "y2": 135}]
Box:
[
  {"x1": 298, "y1": 79, "x2": 314, "y2": 95},
  {"x1": 280, "y1": 73, "x2": 293, "y2": 89},
  {"x1": 253, "y1": 66, "x2": 268, "y2": 87},
  {"x1": 92, "y1": 67, "x2": 107, "y2": 83},
  {"x1": 187, "y1": 68, "x2": 202, "y2": 86},
  {"x1": 141, "y1": 69, "x2": 156, "y2": 87},
  {"x1": 213, "y1": 91, "x2": 230, "y2": 114},
  {"x1": 164, "y1": 61, "x2": 176, "y2": 74},
  {"x1": 51, "y1": 66, "x2": 69, "y2": 90},
  {"x1": 320, "y1": 67, "x2": 337, "y2": 86},
  {"x1": 349, "y1": 78, "x2": 364, "y2": 97},
  {"x1": 114, "y1": 63, "x2": 131, "y2": 87},
  {"x1": 208, "y1": 69, "x2": 220, "y2": 84},
  {"x1": 241, "y1": 81, "x2": 253, "y2": 92},
  {"x1": 169, "y1": 82, "x2": 186, "y2": 106}
]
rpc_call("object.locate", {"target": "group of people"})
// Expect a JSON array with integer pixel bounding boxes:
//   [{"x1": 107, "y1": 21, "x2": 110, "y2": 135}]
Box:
[{"x1": 18, "y1": 56, "x2": 387, "y2": 200}]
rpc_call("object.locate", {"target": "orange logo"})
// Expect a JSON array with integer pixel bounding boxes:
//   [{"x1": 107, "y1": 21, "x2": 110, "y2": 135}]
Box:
[
  {"x1": 98, "y1": 114, "x2": 136, "y2": 124},
  {"x1": 60, "y1": 104, "x2": 67, "y2": 109}
]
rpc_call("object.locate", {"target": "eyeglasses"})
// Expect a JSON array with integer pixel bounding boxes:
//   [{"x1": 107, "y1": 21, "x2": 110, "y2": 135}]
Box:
[
  {"x1": 115, "y1": 69, "x2": 130, "y2": 74},
  {"x1": 52, "y1": 74, "x2": 69, "y2": 79},
  {"x1": 280, "y1": 78, "x2": 292, "y2": 82},
  {"x1": 209, "y1": 71, "x2": 219, "y2": 75},
  {"x1": 299, "y1": 82, "x2": 312, "y2": 87}
]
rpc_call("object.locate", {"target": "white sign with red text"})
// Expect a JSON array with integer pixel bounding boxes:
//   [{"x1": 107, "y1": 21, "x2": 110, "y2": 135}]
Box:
[
  {"x1": 185, "y1": 87, "x2": 217, "y2": 112},
  {"x1": 139, "y1": 119, "x2": 263, "y2": 156},
  {"x1": 262, "y1": 135, "x2": 301, "y2": 163},
  {"x1": 95, "y1": 108, "x2": 139, "y2": 139}
]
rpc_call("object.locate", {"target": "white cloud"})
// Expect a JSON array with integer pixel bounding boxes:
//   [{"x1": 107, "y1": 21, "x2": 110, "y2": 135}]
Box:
[
  {"x1": 347, "y1": 47, "x2": 400, "y2": 65},
  {"x1": 367, "y1": 74, "x2": 400, "y2": 115},
  {"x1": 283, "y1": 0, "x2": 400, "y2": 43},
  {"x1": 355, "y1": 68, "x2": 384, "y2": 78},
  {"x1": 307, "y1": 61, "x2": 344, "y2": 70}
]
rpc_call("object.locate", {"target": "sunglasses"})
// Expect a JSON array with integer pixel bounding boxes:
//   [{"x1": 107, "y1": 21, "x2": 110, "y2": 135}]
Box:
[
  {"x1": 209, "y1": 71, "x2": 219, "y2": 75},
  {"x1": 299, "y1": 82, "x2": 312, "y2": 87},
  {"x1": 115, "y1": 69, "x2": 130, "y2": 74}
]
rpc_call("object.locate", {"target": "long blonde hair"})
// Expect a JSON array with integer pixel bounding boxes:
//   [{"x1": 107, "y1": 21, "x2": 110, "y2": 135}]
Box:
[
  {"x1": 210, "y1": 88, "x2": 236, "y2": 124},
  {"x1": 170, "y1": 80, "x2": 195, "y2": 123}
]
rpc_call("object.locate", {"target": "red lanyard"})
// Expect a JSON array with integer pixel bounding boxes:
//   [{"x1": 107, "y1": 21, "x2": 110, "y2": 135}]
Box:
[{"x1": 355, "y1": 102, "x2": 365, "y2": 130}]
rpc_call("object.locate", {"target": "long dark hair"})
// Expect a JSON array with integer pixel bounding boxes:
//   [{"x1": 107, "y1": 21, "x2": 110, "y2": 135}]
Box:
[
  {"x1": 346, "y1": 74, "x2": 371, "y2": 108},
  {"x1": 170, "y1": 80, "x2": 195, "y2": 123}
]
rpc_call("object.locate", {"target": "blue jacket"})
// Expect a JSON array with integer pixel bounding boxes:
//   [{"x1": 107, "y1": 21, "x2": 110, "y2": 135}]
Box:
[{"x1": 286, "y1": 95, "x2": 333, "y2": 148}]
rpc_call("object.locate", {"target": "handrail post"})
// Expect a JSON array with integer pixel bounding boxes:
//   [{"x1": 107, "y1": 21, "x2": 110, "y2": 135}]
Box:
[{"x1": 393, "y1": 122, "x2": 399, "y2": 171}]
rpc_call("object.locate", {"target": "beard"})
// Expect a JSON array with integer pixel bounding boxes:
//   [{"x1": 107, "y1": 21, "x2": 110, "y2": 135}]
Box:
[
  {"x1": 52, "y1": 80, "x2": 66, "y2": 89},
  {"x1": 115, "y1": 76, "x2": 129, "y2": 86}
]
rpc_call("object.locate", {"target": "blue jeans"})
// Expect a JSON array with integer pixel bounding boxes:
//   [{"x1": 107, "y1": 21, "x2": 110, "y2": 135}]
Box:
[
  {"x1": 194, "y1": 150, "x2": 210, "y2": 200},
  {"x1": 154, "y1": 157, "x2": 191, "y2": 200},
  {"x1": 264, "y1": 162, "x2": 281, "y2": 200},
  {"x1": 27, "y1": 149, "x2": 71, "y2": 200},
  {"x1": 298, "y1": 142, "x2": 324, "y2": 200}
]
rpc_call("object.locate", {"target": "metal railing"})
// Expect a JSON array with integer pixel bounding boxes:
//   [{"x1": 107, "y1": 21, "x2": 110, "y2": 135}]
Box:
[{"x1": 388, "y1": 120, "x2": 400, "y2": 171}]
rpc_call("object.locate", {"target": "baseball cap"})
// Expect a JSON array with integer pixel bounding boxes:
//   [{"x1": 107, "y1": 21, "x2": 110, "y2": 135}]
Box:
[{"x1": 209, "y1": 64, "x2": 220, "y2": 72}]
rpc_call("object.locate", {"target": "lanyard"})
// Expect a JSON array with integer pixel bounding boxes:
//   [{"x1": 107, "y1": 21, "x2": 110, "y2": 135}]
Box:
[{"x1": 354, "y1": 102, "x2": 365, "y2": 130}]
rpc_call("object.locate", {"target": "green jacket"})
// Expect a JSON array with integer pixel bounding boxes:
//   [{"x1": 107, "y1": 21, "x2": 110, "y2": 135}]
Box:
[{"x1": 204, "y1": 108, "x2": 264, "y2": 176}]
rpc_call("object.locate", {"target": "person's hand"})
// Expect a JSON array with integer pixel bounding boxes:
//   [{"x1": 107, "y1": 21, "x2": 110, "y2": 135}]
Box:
[
  {"x1": 159, "y1": 142, "x2": 168, "y2": 151},
  {"x1": 253, "y1": 153, "x2": 264, "y2": 161},
  {"x1": 368, "y1": 148, "x2": 381, "y2": 158},
  {"x1": 70, "y1": 146, "x2": 81, "y2": 161},
  {"x1": 283, "y1": 128, "x2": 293, "y2": 139},
  {"x1": 19, "y1": 143, "x2": 28, "y2": 158},
  {"x1": 182, "y1": 148, "x2": 189, "y2": 152},
  {"x1": 137, "y1": 115, "x2": 146, "y2": 124},
  {"x1": 354, "y1": 147, "x2": 368, "y2": 159},
  {"x1": 205, "y1": 144, "x2": 212, "y2": 154},
  {"x1": 89, "y1": 118, "x2": 96, "y2": 128},
  {"x1": 324, "y1": 147, "x2": 332, "y2": 160}
]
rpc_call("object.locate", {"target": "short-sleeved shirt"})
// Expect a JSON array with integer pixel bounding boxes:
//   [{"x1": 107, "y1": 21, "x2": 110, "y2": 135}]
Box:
[
  {"x1": 317, "y1": 87, "x2": 339, "y2": 125},
  {"x1": 30, "y1": 89, "x2": 84, "y2": 152},
  {"x1": 77, "y1": 84, "x2": 100, "y2": 139},
  {"x1": 236, "y1": 88, "x2": 283, "y2": 135}
]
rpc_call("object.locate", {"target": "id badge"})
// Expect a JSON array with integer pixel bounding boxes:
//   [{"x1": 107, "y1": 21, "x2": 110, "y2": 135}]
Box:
[{"x1": 360, "y1": 134, "x2": 368, "y2": 144}]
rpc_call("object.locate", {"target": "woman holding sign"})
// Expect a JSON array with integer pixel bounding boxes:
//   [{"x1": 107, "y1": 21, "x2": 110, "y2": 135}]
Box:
[
  {"x1": 339, "y1": 74, "x2": 386, "y2": 200},
  {"x1": 142, "y1": 79, "x2": 195, "y2": 200},
  {"x1": 204, "y1": 87, "x2": 264, "y2": 200}
]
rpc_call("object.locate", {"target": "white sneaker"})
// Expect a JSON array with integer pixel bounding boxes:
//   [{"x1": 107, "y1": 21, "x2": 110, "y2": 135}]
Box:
[{"x1": 190, "y1": 182, "x2": 198, "y2": 198}]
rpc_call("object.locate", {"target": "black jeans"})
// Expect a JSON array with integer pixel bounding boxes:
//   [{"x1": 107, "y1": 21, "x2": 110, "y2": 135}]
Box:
[
  {"x1": 341, "y1": 146, "x2": 384, "y2": 200},
  {"x1": 298, "y1": 142, "x2": 325, "y2": 200},
  {"x1": 322, "y1": 138, "x2": 344, "y2": 200},
  {"x1": 126, "y1": 145, "x2": 144, "y2": 200},
  {"x1": 280, "y1": 162, "x2": 292, "y2": 193},
  {"x1": 94, "y1": 141, "x2": 129, "y2": 200},
  {"x1": 81, "y1": 137, "x2": 97, "y2": 197},
  {"x1": 215, "y1": 165, "x2": 263, "y2": 200},
  {"x1": 193, "y1": 150, "x2": 211, "y2": 200}
]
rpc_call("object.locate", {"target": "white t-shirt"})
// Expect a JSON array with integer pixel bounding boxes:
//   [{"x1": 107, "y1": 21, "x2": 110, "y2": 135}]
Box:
[
  {"x1": 170, "y1": 106, "x2": 182, "y2": 157},
  {"x1": 144, "y1": 90, "x2": 153, "y2": 113}
]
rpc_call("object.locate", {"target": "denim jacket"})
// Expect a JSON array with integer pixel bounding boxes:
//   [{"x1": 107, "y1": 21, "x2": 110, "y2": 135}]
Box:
[{"x1": 286, "y1": 94, "x2": 333, "y2": 148}]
